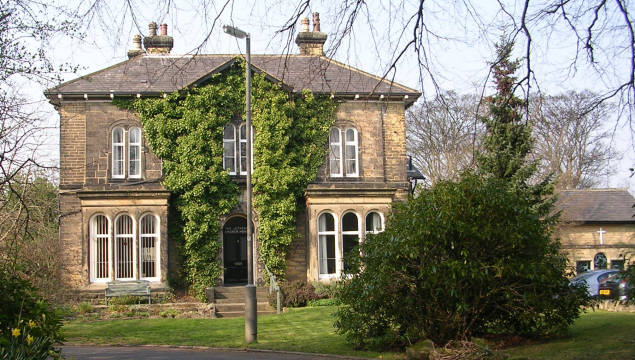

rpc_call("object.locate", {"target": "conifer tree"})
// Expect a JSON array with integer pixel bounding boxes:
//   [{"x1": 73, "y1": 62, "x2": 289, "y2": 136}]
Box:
[{"x1": 478, "y1": 39, "x2": 553, "y2": 217}]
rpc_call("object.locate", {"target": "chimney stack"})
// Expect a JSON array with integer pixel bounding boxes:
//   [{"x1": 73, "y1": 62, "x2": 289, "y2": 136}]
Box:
[
  {"x1": 143, "y1": 22, "x2": 173, "y2": 55},
  {"x1": 295, "y1": 12, "x2": 327, "y2": 56},
  {"x1": 127, "y1": 34, "x2": 144, "y2": 58}
]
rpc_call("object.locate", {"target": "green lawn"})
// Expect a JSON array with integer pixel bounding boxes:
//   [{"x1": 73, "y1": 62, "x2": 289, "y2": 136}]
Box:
[
  {"x1": 63, "y1": 306, "x2": 385, "y2": 358},
  {"x1": 63, "y1": 307, "x2": 635, "y2": 359},
  {"x1": 502, "y1": 311, "x2": 635, "y2": 360}
]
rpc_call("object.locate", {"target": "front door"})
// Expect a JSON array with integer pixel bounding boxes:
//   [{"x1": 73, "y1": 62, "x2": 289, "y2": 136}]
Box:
[{"x1": 223, "y1": 217, "x2": 247, "y2": 283}]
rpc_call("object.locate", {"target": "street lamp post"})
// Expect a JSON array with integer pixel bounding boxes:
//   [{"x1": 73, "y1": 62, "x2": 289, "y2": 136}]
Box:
[{"x1": 223, "y1": 24, "x2": 257, "y2": 344}]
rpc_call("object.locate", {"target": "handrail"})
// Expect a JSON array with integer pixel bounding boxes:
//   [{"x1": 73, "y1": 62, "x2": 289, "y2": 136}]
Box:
[{"x1": 263, "y1": 264, "x2": 281, "y2": 314}]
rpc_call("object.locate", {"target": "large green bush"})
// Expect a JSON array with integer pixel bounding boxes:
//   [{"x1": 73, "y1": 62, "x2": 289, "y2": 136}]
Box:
[
  {"x1": 0, "y1": 267, "x2": 63, "y2": 359},
  {"x1": 334, "y1": 173, "x2": 589, "y2": 348}
]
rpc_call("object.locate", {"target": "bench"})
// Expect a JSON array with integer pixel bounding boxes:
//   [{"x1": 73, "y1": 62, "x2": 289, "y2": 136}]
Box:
[{"x1": 105, "y1": 280, "x2": 151, "y2": 305}]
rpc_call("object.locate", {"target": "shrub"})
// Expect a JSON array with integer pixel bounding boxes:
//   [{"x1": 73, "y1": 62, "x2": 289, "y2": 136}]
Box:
[
  {"x1": 307, "y1": 298, "x2": 338, "y2": 307},
  {"x1": 77, "y1": 302, "x2": 93, "y2": 314},
  {"x1": 334, "y1": 173, "x2": 590, "y2": 349},
  {"x1": 108, "y1": 295, "x2": 148, "y2": 305},
  {"x1": 278, "y1": 281, "x2": 321, "y2": 307},
  {"x1": 0, "y1": 267, "x2": 63, "y2": 359},
  {"x1": 313, "y1": 282, "x2": 337, "y2": 298}
]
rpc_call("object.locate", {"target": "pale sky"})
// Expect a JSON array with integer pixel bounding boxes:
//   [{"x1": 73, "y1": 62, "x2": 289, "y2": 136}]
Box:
[{"x1": 32, "y1": 0, "x2": 635, "y2": 192}]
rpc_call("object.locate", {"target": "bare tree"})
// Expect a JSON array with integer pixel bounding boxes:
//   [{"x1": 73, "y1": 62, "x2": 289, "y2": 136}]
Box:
[
  {"x1": 0, "y1": 1, "x2": 75, "y2": 295},
  {"x1": 530, "y1": 91, "x2": 619, "y2": 189},
  {"x1": 69, "y1": 1, "x2": 634, "y2": 147},
  {"x1": 406, "y1": 92, "x2": 483, "y2": 184}
]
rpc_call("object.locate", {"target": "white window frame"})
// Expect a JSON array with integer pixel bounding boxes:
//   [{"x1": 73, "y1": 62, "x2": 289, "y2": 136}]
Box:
[
  {"x1": 344, "y1": 128, "x2": 359, "y2": 177},
  {"x1": 239, "y1": 124, "x2": 248, "y2": 175},
  {"x1": 112, "y1": 126, "x2": 144, "y2": 179},
  {"x1": 238, "y1": 123, "x2": 254, "y2": 175},
  {"x1": 318, "y1": 212, "x2": 339, "y2": 279},
  {"x1": 128, "y1": 127, "x2": 142, "y2": 179},
  {"x1": 223, "y1": 123, "x2": 237, "y2": 175},
  {"x1": 341, "y1": 212, "x2": 361, "y2": 273},
  {"x1": 114, "y1": 214, "x2": 136, "y2": 281},
  {"x1": 139, "y1": 213, "x2": 160, "y2": 281},
  {"x1": 365, "y1": 211, "x2": 385, "y2": 235},
  {"x1": 89, "y1": 214, "x2": 111, "y2": 283},
  {"x1": 329, "y1": 127, "x2": 343, "y2": 177},
  {"x1": 112, "y1": 127, "x2": 125, "y2": 179}
]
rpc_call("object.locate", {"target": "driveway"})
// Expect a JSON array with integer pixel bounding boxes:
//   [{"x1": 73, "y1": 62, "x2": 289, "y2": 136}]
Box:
[{"x1": 62, "y1": 345, "x2": 356, "y2": 360}]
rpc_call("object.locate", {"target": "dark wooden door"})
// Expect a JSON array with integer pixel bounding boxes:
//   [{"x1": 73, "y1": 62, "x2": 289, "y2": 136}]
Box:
[{"x1": 223, "y1": 217, "x2": 247, "y2": 283}]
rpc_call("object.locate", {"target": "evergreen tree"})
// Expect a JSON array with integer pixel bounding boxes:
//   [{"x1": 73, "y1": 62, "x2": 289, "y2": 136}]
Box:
[{"x1": 478, "y1": 39, "x2": 553, "y2": 217}]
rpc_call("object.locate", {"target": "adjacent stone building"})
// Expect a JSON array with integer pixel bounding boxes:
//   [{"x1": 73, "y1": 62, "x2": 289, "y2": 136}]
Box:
[
  {"x1": 554, "y1": 189, "x2": 635, "y2": 274},
  {"x1": 46, "y1": 17, "x2": 420, "y2": 292}
]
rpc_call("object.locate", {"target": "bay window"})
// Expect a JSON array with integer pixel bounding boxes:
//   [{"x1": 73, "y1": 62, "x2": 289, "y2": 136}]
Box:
[{"x1": 88, "y1": 213, "x2": 161, "y2": 283}]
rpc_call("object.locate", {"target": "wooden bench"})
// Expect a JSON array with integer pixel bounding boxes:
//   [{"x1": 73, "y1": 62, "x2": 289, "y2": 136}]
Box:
[{"x1": 105, "y1": 280, "x2": 151, "y2": 305}]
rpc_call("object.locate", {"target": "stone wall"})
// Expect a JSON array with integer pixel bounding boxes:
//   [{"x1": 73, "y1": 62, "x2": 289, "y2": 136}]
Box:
[
  {"x1": 58, "y1": 100, "x2": 169, "y2": 290},
  {"x1": 314, "y1": 100, "x2": 408, "y2": 186},
  {"x1": 60, "y1": 102, "x2": 87, "y2": 186},
  {"x1": 556, "y1": 223, "x2": 635, "y2": 271}
]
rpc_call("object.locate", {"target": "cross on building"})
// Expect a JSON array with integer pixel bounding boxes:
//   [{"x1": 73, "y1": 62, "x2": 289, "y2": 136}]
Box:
[{"x1": 597, "y1": 228, "x2": 607, "y2": 245}]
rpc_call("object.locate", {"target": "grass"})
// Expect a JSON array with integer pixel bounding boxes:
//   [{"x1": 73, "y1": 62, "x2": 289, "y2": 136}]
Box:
[
  {"x1": 63, "y1": 307, "x2": 635, "y2": 359},
  {"x1": 502, "y1": 311, "x2": 635, "y2": 359},
  {"x1": 63, "y1": 306, "x2": 385, "y2": 358}
]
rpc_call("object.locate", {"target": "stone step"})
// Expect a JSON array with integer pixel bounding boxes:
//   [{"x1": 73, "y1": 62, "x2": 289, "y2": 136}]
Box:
[
  {"x1": 213, "y1": 287, "x2": 270, "y2": 304},
  {"x1": 216, "y1": 309, "x2": 277, "y2": 318},
  {"x1": 214, "y1": 302, "x2": 273, "y2": 313}
]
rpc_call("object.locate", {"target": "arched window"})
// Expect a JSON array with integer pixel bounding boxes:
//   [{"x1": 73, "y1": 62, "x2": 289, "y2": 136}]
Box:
[
  {"x1": 365, "y1": 211, "x2": 384, "y2": 234},
  {"x1": 344, "y1": 128, "x2": 358, "y2": 176},
  {"x1": 128, "y1": 127, "x2": 142, "y2": 178},
  {"x1": 112, "y1": 127, "x2": 125, "y2": 178},
  {"x1": 341, "y1": 212, "x2": 360, "y2": 272},
  {"x1": 318, "y1": 212, "x2": 337, "y2": 276},
  {"x1": 223, "y1": 123, "x2": 236, "y2": 174},
  {"x1": 115, "y1": 215, "x2": 135, "y2": 280},
  {"x1": 140, "y1": 214, "x2": 159, "y2": 280},
  {"x1": 90, "y1": 215, "x2": 110, "y2": 282},
  {"x1": 329, "y1": 127, "x2": 342, "y2": 177},
  {"x1": 594, "y1": 252, "x2": 608, "y2": 270}
]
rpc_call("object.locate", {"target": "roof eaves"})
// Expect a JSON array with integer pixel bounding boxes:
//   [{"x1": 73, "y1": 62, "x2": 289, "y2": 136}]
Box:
[
  {"x1": 324, "y1": 56, "x2": 421, "y2": 97},
  {"x1": 44, "y1": 57, "x2": 135, "y2": 96}
]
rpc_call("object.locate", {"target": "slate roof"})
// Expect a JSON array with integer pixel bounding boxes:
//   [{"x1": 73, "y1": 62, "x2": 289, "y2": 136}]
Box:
[
  {"x1": 45, "y1": 54, "x2": 420, "y2": 102},
  {"x1": 555, "y1": 189, "x2": 635, "y2": 223}
]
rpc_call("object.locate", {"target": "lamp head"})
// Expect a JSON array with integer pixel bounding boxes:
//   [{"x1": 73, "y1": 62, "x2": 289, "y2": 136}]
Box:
[{"x1": 223, "y1": 25, "x2": 248, "y2": 39}]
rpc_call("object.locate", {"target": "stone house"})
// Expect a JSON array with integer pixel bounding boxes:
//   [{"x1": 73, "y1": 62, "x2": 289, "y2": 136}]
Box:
[
  {"x1": 46, "y1": 17, "x2": 420, "y2": 292},
  {"x1": 554, "y1": 189, "x2": 635, "y2": 274}
]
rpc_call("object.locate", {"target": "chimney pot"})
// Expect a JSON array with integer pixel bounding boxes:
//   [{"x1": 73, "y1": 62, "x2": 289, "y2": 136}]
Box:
[
  {"x1": 148, "y1": 22, "x2": 158, "y2": 36},
  {"x1": 301, "y1": 18, "x2": 309, "y2": 32},
  {"x1": 132, "y1": 35, "x2": 142, "y2": 50},
  {"x1": 313, "y1": 12, "x2": 320, "y2": 32},
  {"x1": 127, "y1": 34, "x2": 144, "y2": 58},
  {"x1": 160, "y1": 23, "x2": 168, "y2": 36}
]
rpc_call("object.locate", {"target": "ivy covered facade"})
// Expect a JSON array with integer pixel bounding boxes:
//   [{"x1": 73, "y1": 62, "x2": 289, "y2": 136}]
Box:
[{"x1": 46, "y1": 18, "x2": 420, "y2": 294}]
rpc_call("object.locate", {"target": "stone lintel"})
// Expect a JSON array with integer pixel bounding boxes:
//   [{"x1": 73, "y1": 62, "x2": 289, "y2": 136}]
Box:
[
  {"x1": 560, "y1": 244, "x2": 635, "y2": 249},
  {"x1": 78, "y1": 190, "x2": 170, "y2": 207}
]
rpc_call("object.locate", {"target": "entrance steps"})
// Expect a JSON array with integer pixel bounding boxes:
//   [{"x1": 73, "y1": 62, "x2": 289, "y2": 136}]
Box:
[{"x1": 212, "y1": 286, "x2": 275, "y2": 318}]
